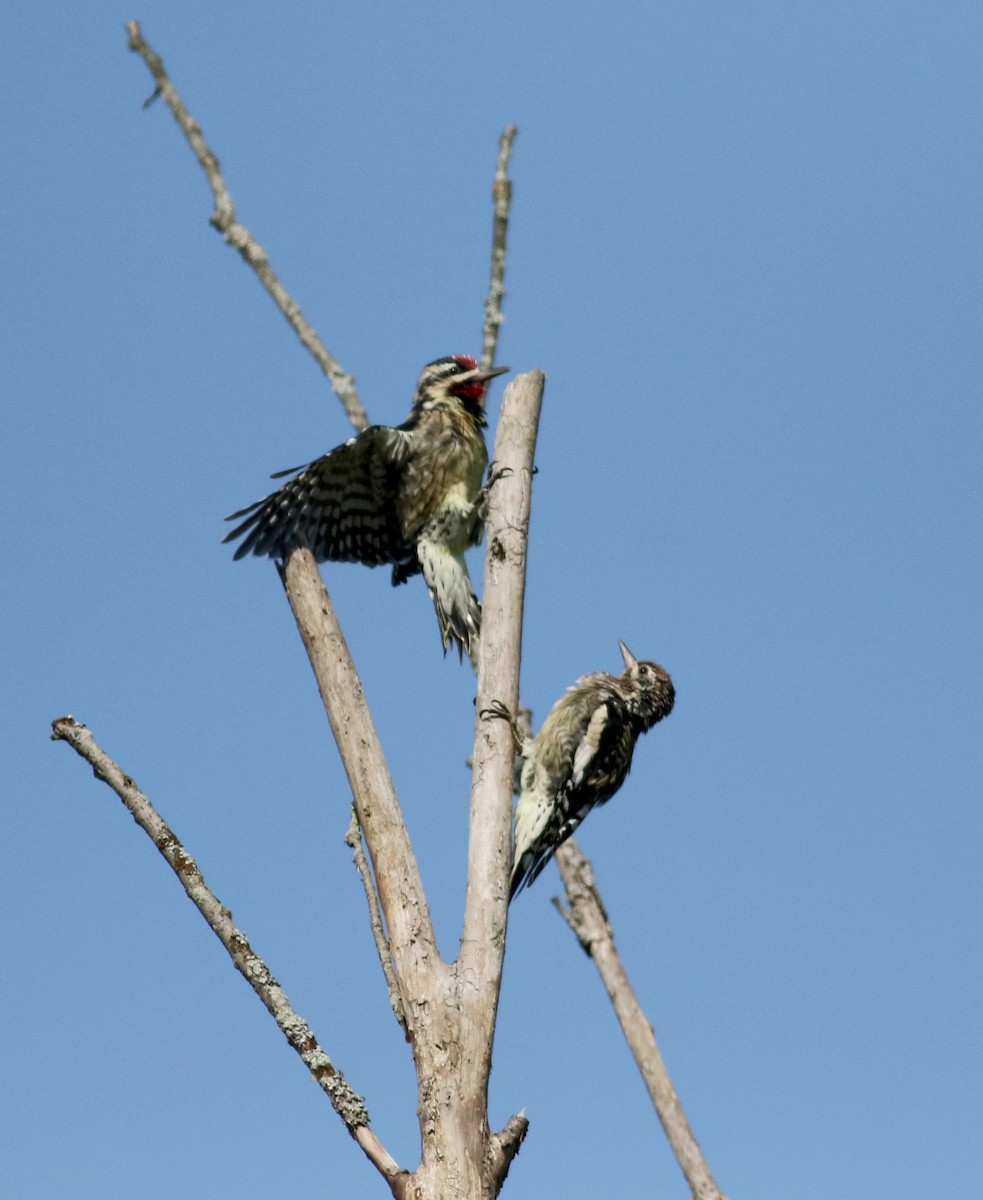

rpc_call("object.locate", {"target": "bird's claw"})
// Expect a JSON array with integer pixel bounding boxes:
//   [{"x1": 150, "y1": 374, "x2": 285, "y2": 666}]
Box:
[
  {"x1": 485, "y1": 462, "x2": 513, "y2": 489},
  {"x1": 482, "y1": 699, "x2": 523, "y2": 755},
  {"x1": 475, "y1": 463, "x2": 514, "y2": 524}
]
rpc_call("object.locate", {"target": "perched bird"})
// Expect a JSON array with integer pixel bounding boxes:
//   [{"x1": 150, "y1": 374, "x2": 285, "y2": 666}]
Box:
[
  {"x1": 501, "y1": 641, "x2": 675, "y2": 899},
  {"x1": 224, "y1": 355, "x2": 508, "y2": 664}
]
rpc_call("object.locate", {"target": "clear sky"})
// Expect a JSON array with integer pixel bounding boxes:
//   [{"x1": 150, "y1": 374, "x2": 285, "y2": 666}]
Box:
[{"x1": 4, "y1": 3, "x2": 981, "y2": 1197}]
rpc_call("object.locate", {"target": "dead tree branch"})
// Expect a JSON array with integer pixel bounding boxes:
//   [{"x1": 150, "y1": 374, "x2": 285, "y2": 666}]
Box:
[
  {"x1": 107, "y1": 25, "x2": 693, "y2": 1196},
  {"x1": 451, "y1": 368, "x2": 544, "y2": 1190},
  {"x1": 481, "y1": 126, "x2": 518, "y2": 373},
  {"x1": 125, "y1": 20, "x2": 368, "y2": 431},
  {"x1": 276, "y1": 549, "x2": 440, "y2": 1015},
  {"x1": 345, "y1": 806, "x2": 408, "y2": 1035},
  {"x1": 554, "y1": 839, "x2": 728, "y2": 1200},
  {"x1": 465, "y1": 371, "x2": 543, "y2": 935},
  {"x1": 116, "y1": 27, "x2": 536, "y2": 1192},
  {"x1": 50, "y1": 715, "x2": 403, "y2": 1188}
]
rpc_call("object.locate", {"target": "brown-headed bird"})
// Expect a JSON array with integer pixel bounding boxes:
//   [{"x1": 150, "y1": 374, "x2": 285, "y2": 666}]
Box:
[{"x1": 506, "y1": 641, "x2": 675, "y2": 898}]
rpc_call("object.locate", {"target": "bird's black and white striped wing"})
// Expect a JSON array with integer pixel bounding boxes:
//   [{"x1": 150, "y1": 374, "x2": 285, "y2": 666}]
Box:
[
  {"x1": 224, "y1": 425, "x2": 417, "y2": 578},
  {"x1": 510, "y1": 697, "x2": 611, "y2": 897},
  {"x1": 549, "y1": 699, "x2": 624, "y2": 844},
  {"x1": 569, "y1": 702, "x2": 610, "y2": 794}
]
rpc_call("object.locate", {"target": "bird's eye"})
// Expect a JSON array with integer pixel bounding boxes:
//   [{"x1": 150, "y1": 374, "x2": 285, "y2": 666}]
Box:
[{"x1": 639, "y1": 665, "x2": 649, "y2": 676}]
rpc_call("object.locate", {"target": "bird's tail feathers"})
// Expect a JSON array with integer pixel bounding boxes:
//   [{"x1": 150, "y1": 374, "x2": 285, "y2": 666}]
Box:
[{"x1": 418, "y1": 542, "x2": 481, "y2": 668}]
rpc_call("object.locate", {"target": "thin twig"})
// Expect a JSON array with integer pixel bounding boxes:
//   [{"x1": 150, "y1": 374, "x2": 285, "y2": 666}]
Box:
[
  {"x1": 50, "y1": 716, "x2": 403, "y2": 1187},
  {"x1": 345, "y1": 806, "x2": 407, "y2": 1035},
  {"x1": 124, "y1": 21, "x2": 368, "y2": 433},
  {"x1": 553, "y1": 840, "x2": 728, "y2": 1200},
  {"x1": 481, "y1": 126, "x2": 517, "y2": 374}
]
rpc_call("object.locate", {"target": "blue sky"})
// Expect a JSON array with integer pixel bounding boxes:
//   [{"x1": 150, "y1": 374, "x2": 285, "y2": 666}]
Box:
[{"x1": 3, "y1": 3, "x2": 981, "y2": 1197}]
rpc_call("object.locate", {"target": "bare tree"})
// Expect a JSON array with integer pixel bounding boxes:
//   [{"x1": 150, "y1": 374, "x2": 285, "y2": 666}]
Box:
[{"x1": 53, "y1": 24, "x2": 726, "y2": 1200}]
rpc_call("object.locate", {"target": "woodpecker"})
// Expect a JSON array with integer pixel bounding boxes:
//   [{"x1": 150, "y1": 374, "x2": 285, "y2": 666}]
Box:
[
  {"x1": 224, "y1": 355, "x2": 508, "y2": 665},
  {"x1": 501, "y1": 641, "x2": 675, "y2": 899}
]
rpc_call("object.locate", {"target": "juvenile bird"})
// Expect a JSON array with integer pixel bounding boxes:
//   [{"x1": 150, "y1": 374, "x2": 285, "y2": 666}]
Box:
[
  {"x1": 502, "y1": 641, "x2": 675, "y2": 899},
  {"x1": 224, "y1": 355, "x2": 508, "y2": 665}
]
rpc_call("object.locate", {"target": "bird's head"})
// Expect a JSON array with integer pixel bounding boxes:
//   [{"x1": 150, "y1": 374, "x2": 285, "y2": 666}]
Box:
[
  {"x1": 413, "y1": 355, "x2": 509, "y2": 419},
  {"x1": 618, "y1": 640, "x2": 675, "y2": 728}
]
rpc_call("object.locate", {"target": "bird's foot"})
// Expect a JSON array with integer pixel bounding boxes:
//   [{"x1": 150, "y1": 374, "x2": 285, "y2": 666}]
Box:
[
  {"x1": 481, "y1": 699, "x2": 524, "y2": 755},
  {"x1": 485, "y1": 461, "x2": 513, "y2": 489},
  {"x1": 474, "y1": 463, "x2": 514, "y2": 524}
]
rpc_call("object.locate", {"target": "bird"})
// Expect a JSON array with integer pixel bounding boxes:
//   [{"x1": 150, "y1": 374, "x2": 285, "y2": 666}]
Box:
[
  {"x1": 491, "y1": 641, "x2": 675, "y2": 899},
  {"x1": 223, "y1": 355, "x2": 508, "y2": 665}
]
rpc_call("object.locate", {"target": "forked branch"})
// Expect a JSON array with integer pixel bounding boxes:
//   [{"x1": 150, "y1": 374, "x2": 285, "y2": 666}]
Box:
[
  {"x1": 87, "y1": 24, "x2": 721, "y2": 1199},
  {"x1": 274, "y1": 376, "x2": 544, "y2": 1196}
]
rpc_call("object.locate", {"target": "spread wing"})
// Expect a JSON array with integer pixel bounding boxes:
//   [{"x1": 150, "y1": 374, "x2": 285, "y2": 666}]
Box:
[{"x1": 224, "y1": 425, "x2": 417, "y2": 578}]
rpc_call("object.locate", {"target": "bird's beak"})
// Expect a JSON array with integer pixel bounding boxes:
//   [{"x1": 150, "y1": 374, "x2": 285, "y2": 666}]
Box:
[
  {"x1": 475, "y1": 364, "x2": 509, "y2": 382},
  {"x1": 618, "y1": 640, "x2": 638, "y2": 670}
]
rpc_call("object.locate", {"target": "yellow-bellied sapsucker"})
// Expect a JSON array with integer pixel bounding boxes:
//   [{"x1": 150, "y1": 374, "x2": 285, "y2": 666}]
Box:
[
  {"x1": 224, "y1": 355, "x2": 508, "y2": 664},
  {"x1": 508, "y1": 641, "x2": 675, "y2": 899}
]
